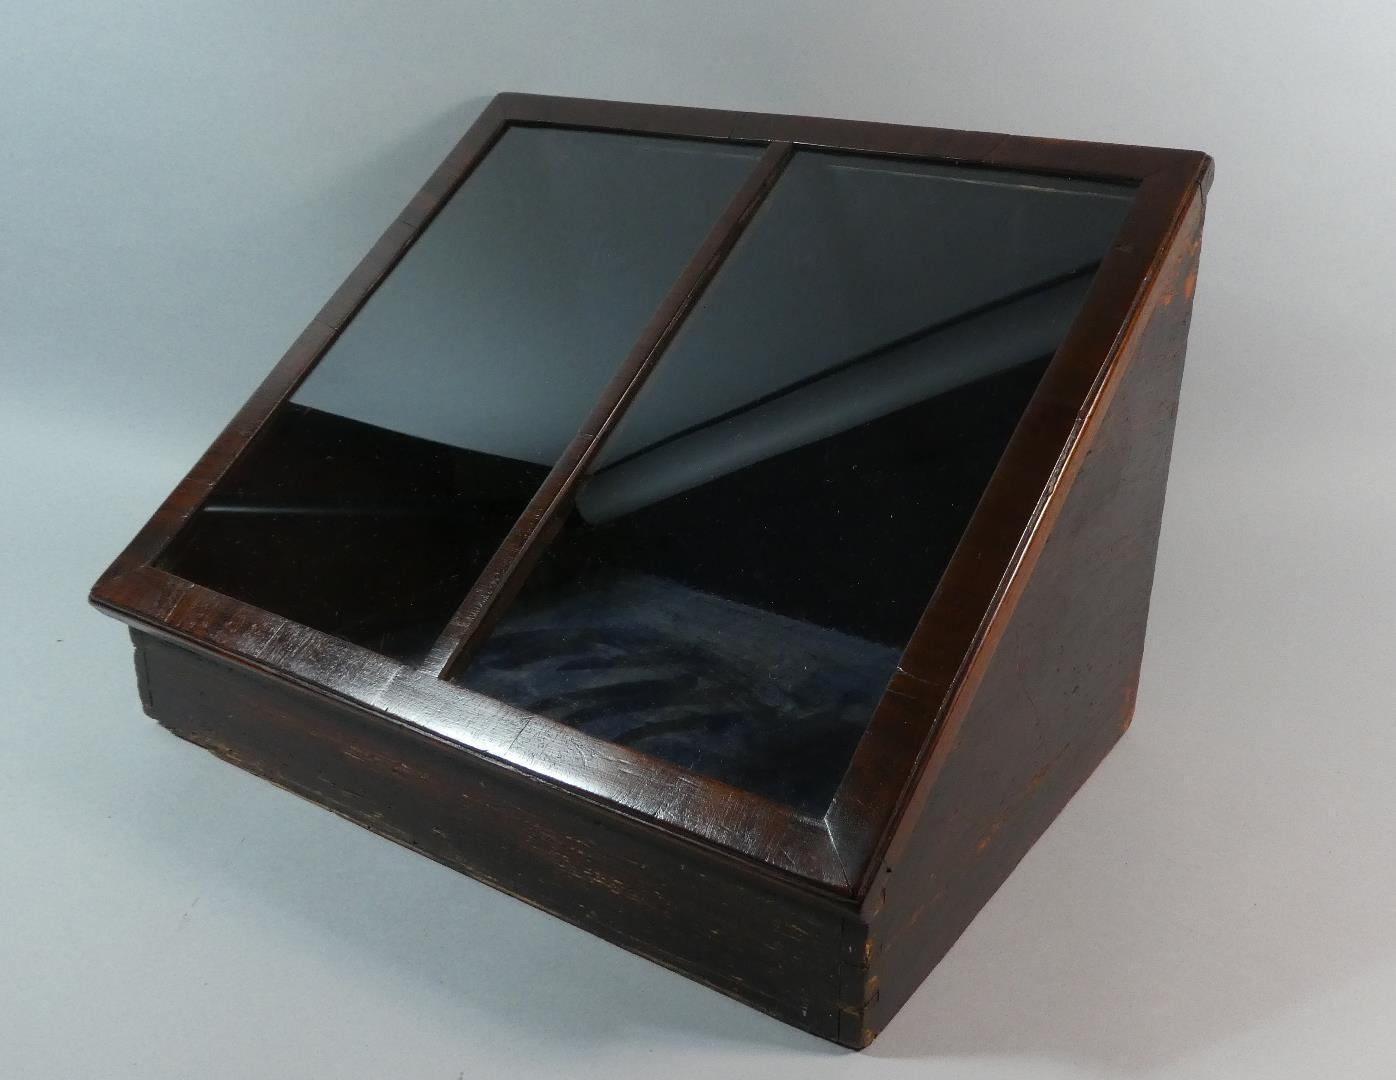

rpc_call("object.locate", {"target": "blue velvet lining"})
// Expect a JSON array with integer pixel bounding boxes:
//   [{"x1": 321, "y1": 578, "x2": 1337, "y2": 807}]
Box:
[{"x1": 462, "y1": 571, "x2": 900, "y2": 814}]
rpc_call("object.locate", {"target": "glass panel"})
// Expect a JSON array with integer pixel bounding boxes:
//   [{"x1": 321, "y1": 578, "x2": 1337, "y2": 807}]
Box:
[
  {"x1": 455, "y1": 152, "x2": 1135, "y2": 814},
  {"x1": 159, "y1": 127, "x2": 763, "y2": 662}
]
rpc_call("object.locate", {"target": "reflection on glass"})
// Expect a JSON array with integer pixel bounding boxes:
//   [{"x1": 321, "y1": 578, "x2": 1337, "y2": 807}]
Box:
[
  {"x1": 457, "y1": 152, "x2": 1135, "y2": 813},
  {"x1": 159, "y1": 127, "x2": 762, "y2": 662}
]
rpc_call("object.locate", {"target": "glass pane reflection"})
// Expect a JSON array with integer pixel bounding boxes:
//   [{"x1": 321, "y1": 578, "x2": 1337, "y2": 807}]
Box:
[
  {"x1": 457, "y1": 152, "x2": 1135, "y2": 813},
  {"x1": 159, "y1": 127, "x2": 762, "y2": 662}
]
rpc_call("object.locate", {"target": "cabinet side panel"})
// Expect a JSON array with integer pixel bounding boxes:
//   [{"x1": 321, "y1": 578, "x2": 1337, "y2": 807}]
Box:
[
  {"x1": 132, "y1": 632, "x2": 854, "y2": 1042},
  {"x1": 863, "y1": 192, "x2": 1206, "y2": 1044}
]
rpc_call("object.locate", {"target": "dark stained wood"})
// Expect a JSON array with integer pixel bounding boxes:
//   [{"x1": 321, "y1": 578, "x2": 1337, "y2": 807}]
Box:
[
  {"x1": 495, "y1": 93, "x2": 1202, "y2": 180},
  {"x1": 97, "y1": 563, "x2": 846, "y2": 887},
  {"x1": 131, "y1": 629, "x2": 862, "y2": 1039},
  {"x1": 493, "y1": 91, "x2": 761, "y2": 144},
  {"x1": 89, "y1": 93, "x2": 1213, "y2": 1047},
  {"x1": 824, "y1": 157, "x2": 1213, "y2": 891},
  {"x1": 725, "y1": 108, "x2": 1200, "y2": 181},
  {"x1": 854, "y1": 188, "x2": 1209, "y2": 1047}
]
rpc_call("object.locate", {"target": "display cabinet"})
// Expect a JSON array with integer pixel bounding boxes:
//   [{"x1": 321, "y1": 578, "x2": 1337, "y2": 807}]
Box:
[{"x1": 91, "y1": 93, "x2": 1211, "y2": 1047}]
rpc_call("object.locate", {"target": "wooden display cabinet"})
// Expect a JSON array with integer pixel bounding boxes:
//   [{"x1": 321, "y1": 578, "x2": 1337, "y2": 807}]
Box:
[{"x1": 91, "y1": 93, "x2": 1211, "y2": 1047}]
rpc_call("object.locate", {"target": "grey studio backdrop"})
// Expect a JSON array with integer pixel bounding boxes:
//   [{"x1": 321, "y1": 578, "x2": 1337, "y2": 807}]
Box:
[{"x1": 2, "y1": 3, "x2": 1393, "y2": 1079}]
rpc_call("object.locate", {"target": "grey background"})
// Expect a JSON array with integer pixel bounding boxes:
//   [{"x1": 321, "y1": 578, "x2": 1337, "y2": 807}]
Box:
[{"x1": 1, "y1": 2, "x2": 1392, "y2": 1078}]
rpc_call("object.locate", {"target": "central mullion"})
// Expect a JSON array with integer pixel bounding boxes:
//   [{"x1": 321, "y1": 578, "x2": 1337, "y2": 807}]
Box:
[{"x1": 420, "y1": 139, "x2": 795, "y2": 680}]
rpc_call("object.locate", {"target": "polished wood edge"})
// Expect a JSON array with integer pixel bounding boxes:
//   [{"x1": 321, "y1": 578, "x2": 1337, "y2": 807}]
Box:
[
  {"x1": 497, "y1": 91, "x2": 1209, "y2": 180},
  {"x1": 491, "y1": 91, "x2": 760, "y2": 142},
  {"x1": 91, "y1": 565, "x2": 851, "y2": 893},
  {"x1": 843, "y1": 167, "x2": 1211, "y2": 905},
  {"x1": 88, "y1": 89, "x2": 1212, "y2": 898},
  {"x1": 422, "y1": 141, "x2": 794, "y2": 679}
]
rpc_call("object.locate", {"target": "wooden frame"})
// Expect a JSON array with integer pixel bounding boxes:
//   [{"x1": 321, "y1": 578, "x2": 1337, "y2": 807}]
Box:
[{"x1": 91, "y1": 93, "x2": 1212, "y2": 1045}]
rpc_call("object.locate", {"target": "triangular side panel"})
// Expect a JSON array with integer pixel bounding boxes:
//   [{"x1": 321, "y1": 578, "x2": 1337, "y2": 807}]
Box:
[{"x1": 852, "y1": 188, "x2": 1208, "y2": 1047}]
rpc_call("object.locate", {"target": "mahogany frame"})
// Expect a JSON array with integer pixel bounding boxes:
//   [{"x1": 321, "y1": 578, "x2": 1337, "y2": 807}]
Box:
[{"x1": 90, "y1": 93, "x2": 1212, "y2": 900}]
